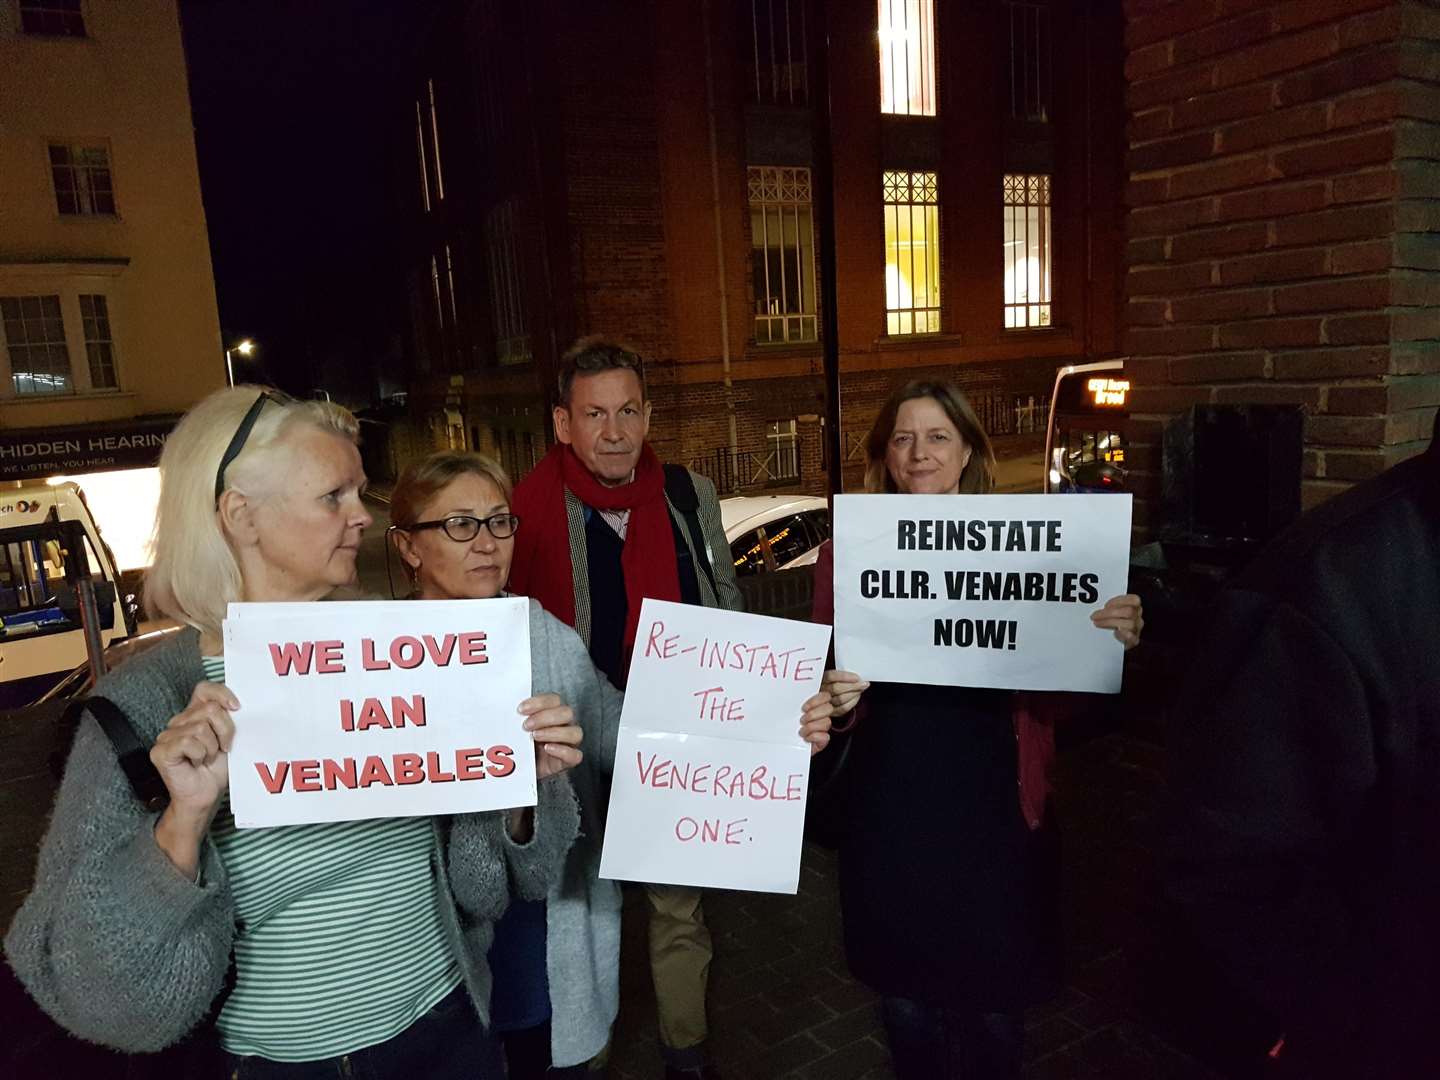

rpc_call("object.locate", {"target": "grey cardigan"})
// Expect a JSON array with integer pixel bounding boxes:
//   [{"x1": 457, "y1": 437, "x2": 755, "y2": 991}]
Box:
[{"x1": 4, "y1": 599, "x2": 617, "y2": 1058}]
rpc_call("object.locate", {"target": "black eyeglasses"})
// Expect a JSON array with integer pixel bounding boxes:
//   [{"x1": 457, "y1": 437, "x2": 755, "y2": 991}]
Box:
[
  {"x1": 215, "y1": 390, "x2": 287, "y2": 505},
  {"x1": 404, "y1": 513, "x2": 521, "y2": 542}
]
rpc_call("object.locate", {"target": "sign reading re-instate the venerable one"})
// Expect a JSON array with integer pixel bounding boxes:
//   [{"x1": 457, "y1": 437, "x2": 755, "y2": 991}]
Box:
[
  {"x1": 599, "y1": 599, "x2": 831, "y2": 895},
  {"x1": 833, "y1": 493, "x2": 1133, "y2": 694},
  {"x1": 223, "y1": 598, "x2": 533, "y2": 828}
]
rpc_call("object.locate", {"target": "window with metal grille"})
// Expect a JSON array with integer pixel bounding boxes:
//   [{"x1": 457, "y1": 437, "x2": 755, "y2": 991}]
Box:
[
  {"x1": 20, "y1": 0, "x2": 85, "y2": 36},
  {"x1": 2, "y1": 296, "x2": 72, "y2": 395},
  {"x1": 878, "y1": 0, "x2": 936, "y2": 117},
  {"x1": 749, "y1": 167, "x2": 818, "y2": 345},
  {"x1": 1007, "y1": 1, "x2": 1051, "y2": 123},
  {"x1": 749, "y1": 0, "x2": 808, "y2": 105},
  {"x1": 78, "y1": 294, "x2": 117, "y2": 390},
  {"x1": 485, "y1": 201, "x2": 531, "y2": 365},
  {"x1": 1003, "y1": 173, "x2": 1051, "y2": 329},
  {"x1": 49, "y1": 144, "x2": 115, "y2": 216},
  {"x1": 883, "y1": 170, "x2": 940, "y2": 336}
]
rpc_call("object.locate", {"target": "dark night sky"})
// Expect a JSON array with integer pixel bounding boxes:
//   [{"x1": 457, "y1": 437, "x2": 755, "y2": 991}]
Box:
[{"x1": 180, "y1": 0, "x2": 423, "y2": 403}]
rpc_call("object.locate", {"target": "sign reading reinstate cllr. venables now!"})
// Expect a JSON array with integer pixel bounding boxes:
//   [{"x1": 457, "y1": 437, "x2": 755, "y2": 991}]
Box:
[
  {"x1": 223, "y1": 598, "x2": 533, "y2": 828},
  {"x1": 833, "y1": 493, "x2": 1133, "y2": 694}
]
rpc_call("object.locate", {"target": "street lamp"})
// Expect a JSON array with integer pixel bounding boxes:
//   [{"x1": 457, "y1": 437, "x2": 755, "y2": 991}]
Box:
[{"x1": 225, "y1": 338, "x2": 256, "y2": 386}]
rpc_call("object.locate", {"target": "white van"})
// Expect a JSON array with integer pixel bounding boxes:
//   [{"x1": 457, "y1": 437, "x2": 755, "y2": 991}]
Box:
[{"x1": 0, "y1": 482, "x2": 135, "y2": 708}]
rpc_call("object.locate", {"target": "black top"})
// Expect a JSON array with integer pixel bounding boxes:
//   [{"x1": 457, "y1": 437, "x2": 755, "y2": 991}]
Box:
[
  {"x1": 1167, "y1": 430, "x2": 1440, "y2": 1076},
  {"x1": 838, "y1": 680, "x2": 1061, "y2": 1009}
]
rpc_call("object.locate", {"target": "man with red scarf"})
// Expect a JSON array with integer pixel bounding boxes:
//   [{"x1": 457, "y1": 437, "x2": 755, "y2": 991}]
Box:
[{"x1": 510, "y1": 337, "x2": 741, "y2": 1080}]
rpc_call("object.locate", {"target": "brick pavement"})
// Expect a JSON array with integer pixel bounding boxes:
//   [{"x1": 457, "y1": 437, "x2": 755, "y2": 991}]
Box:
[{"x1": 600, "y1": 730, "x2": 1222, "y2": 1080}]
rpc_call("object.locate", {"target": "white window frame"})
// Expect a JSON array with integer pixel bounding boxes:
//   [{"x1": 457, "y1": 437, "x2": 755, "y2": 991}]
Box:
[
  {"x1": 0, "y1": 285, "x2": 121, "y2": 400},
  {"x1": 767, "y1": 419, "x2": 800, "y2": 481},
  {"x1": 18, "y1": 0, "x2": 86, "y2": 37},
  {"x1": 78, "y1": 292, "x2": 118, "y2": 390},
  {"x1": 878, "y1": 0, "x2": 936, "y2": 117},
  {"x1": 883, "y1": 169, "x2": 941, "y2": 336},
  {"x1": 1003, "y1": 172, "x2": 1052, "y2": 330},
  {"x1": 48, "y1": 141, "x2": 117, "y2": 217}
]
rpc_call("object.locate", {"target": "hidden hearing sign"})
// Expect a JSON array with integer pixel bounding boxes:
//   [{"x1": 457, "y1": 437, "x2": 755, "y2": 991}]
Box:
[
  {"x1": 223, "y1": 598, "x2": 533, "y2": 828},
  {"x1": 599, "y1": 599, "x2": 831, "y2": 895},
  {"x1": 833, "y1": 493, "x2": 1133, "y2": 694}
]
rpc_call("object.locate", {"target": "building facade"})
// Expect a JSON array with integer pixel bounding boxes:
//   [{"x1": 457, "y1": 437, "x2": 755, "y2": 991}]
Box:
[
  {"x1": 394, "y1": 0, "x2": 1127, "y2": 494},
  {"x1": 0, "y1": 0, "x2": 223, "y2": 500},
  {"x1": 1120, "y1": 0, "x2": 1440, "y2": 537}
]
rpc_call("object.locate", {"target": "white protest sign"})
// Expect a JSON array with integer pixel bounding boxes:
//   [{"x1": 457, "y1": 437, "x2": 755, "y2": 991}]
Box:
[
  {"x1": 222, "y1": 597, "x2": 532, "y2": 828},
  {"x1": 599, "y1": 598, "x2": 831, "y2": 895},
  {"x1": 833, "y1": 493, "x2": 1132, "y2": 693}
]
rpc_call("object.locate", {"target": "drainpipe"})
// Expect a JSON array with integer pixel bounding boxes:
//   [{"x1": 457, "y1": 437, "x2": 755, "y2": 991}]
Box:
[{"x1": 702, "y1": 0, "x2": 740, "y2": 474}]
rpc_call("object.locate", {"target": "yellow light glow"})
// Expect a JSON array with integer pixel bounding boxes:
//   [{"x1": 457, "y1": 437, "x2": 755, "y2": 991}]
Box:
[
  {"x1": 60, "y1": 468, "x2": 162, "y2": 571},
  {"x1": 1086, "y1": 378, "x2": 1130, "y2": 408},
  {"x1": 236, "y1": 339, "x2": 256, "y2": 356}
]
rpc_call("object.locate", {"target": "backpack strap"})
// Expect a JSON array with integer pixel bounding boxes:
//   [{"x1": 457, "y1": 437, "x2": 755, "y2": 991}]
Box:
[
  {"x1": 663, "y1": 464, "x2": 720, "y2": 601},
  {"x1": 63, "y1": 695, "x2": 169, "y2": 812}
]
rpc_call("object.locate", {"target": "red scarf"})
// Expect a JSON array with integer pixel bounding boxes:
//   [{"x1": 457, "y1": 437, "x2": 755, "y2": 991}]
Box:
[{"x1": 509, "y1": 442, "x2": 680, "y2": 655}]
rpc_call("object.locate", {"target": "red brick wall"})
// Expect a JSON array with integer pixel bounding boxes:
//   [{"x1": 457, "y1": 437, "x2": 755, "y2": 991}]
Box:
[{"x1": 1122, "y1": 0, "x2": 1440, "y2": 528}]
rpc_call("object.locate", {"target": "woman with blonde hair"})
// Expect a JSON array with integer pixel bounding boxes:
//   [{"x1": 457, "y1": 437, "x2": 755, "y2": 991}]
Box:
[
  {"x1": 5, "y1": 386, "x2": 592, "y2": 1078},
  {"x1": 812, "y1": 379, "x2": 1143, "y2": 1080},
  {"x1": 389, "y1": 448, "x2": 836, "y2": 1079}
]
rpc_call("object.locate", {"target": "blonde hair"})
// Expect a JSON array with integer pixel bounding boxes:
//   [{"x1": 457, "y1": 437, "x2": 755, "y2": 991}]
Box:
[
  {"x1": 144, "y1": 385, "x2": 360, "y2": 639},
  {"x1": 390, "y1": 451, "x2": 514, "y2": 588},
  {"x1": 863, "y1": 379, "x2": 997, "y2": 495}
]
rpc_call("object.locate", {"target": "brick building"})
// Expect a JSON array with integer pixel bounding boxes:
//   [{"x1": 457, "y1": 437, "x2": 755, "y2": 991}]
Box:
[
  {"x1": 390, "y1": 0, "x2": 1128, "y2": 494},
  {"x1": 1122, "y1": 0, "x2": 1440, "y2": 535}
]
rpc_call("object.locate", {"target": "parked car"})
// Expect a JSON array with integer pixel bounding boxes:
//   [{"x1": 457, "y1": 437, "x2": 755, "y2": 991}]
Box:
[{"x1": 720, "y1": 494, "x2": 830, "y2": 577}]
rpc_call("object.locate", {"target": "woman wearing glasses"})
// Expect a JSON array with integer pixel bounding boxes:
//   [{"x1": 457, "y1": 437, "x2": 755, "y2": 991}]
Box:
[
  {"x1": 388, "y1": 450, "x2": 620, "y2": 1080},
  {"x1": 388, "y1": 450, "x2": 835, "y2": 1079},
  {"x1": 5, "y1": 388, "x2": 597, "y2": 1078}
]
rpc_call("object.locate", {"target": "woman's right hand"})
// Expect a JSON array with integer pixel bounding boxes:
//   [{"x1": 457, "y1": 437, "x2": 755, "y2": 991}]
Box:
[
  {"x1": 150, "y1": 682, "x2": 237, "y2": 877},
  {"x1": 821, "y1": 669, "x2": 870, "y2": 717}
]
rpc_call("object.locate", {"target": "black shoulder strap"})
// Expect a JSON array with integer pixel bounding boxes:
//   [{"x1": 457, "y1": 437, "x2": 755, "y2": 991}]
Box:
[
  {"x1": 63, "y1": 695, "x2": 169, "y2": 812},
  {"x1": 663, "y1": 464, "x2": 720, "y2": 600}
]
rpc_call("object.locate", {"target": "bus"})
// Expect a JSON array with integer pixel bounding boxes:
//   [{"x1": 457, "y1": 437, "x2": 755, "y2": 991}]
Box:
[
  {"x1": 0, "y1": 485, "x2": 136, "y2": 708},
  {"x1": 1043, "y1": 359, "x2": 1130, "y2": 494}
]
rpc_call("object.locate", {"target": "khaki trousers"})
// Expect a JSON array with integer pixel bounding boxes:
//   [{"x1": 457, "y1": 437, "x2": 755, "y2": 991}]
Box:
[{"x1": 644, "y1": 882, "x2": 712, "y2": 1060}]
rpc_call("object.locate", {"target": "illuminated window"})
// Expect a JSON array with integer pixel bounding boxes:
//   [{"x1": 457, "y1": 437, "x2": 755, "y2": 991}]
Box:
[
  {"x1": 20, "y1": 0, "x2": 85, "y2": 36},
  {"x1": 79, "y1": 294, "x2": 117, "y2": 390},
  {"x1": 1, "y1": 296, "x2": 72, "y2": 396},
  {"x1": 486, "y1": 201, "x2": 531, "y2": 365},
  {"x1": 1007, "y1": 1, "x2": 1051, "y2": 123},
  {"x1": 883, "y1": 170, "x2": 940, "y2": 336},
  {"x1": 749, "y1": 0, "x2": 808, "y2": 105},
  {"x1": 878, "y1": 0, "x2": 936, "y2": 117},
  {"x1": 1004, "y1": 173, "x2": 1051, "y2": 329},
  {"x1": 749, "y1": 167, "x2": 818, "y2": 345},
  {"x1": 50, "y1": 145, "x2": 115, "y2": 216}
]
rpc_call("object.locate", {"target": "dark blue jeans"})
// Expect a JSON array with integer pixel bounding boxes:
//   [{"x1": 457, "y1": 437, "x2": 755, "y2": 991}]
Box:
[
  {"x1": 224, "y1": 984, "x2": 503, "y2": 1079},
  {"x1": 880, "y1": 996, "x2": 1023, "y2": 1080}
]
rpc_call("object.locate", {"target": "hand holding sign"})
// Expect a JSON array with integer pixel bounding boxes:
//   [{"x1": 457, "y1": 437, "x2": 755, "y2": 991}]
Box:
[
  {"x1": 833, "y1": 493, "x2": 1134, "y2": 693},
  {"x1": 223, "y1": 597, "x2": 534, "y2": 828}
]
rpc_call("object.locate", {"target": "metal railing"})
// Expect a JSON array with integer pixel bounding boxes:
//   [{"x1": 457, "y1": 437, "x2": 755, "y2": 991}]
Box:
[{"x1": 689, "y1": 445, "x2": 802, "y2": 496}]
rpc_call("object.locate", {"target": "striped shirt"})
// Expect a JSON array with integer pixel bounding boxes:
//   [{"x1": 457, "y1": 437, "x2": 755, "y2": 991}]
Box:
[{"x1": 202, "y1": 657, "x2": 461, "y2": 1062}]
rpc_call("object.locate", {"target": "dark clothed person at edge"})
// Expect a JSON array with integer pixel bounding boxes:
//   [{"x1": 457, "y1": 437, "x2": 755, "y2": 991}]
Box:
[
  {"x1": 1167, "y1": 412, "x2": 1440, "y2": 1079},
  {"x1": 507, "y1": 338, "x2": 833, "y2": 1080},
  {"x1": 812, "y1": 380, "x2": 1143, "y2": 1080}
]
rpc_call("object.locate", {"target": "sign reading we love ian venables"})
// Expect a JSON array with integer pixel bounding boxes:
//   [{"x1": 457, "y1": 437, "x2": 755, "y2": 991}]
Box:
[{"x1": 223, "y1": 598, "x2": 533, "y2": 828}]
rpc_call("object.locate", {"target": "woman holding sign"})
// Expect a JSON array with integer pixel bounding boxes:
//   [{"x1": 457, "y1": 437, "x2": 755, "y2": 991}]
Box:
[
  {"x1": 390, "y1": 449, "x2": 837, "y2": 1080},
  {"x1": 5, "y1": 388, "x2": 600, "y2": 1079},
  {"x1": 812, "y1": 380, "x2": 1143, "y2": 1080}
]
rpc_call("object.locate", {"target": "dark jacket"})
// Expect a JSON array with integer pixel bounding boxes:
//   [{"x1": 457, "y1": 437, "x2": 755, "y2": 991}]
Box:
[{"x1": 1166, "y1": 420, "x2": 1440, "y2": 1077}]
